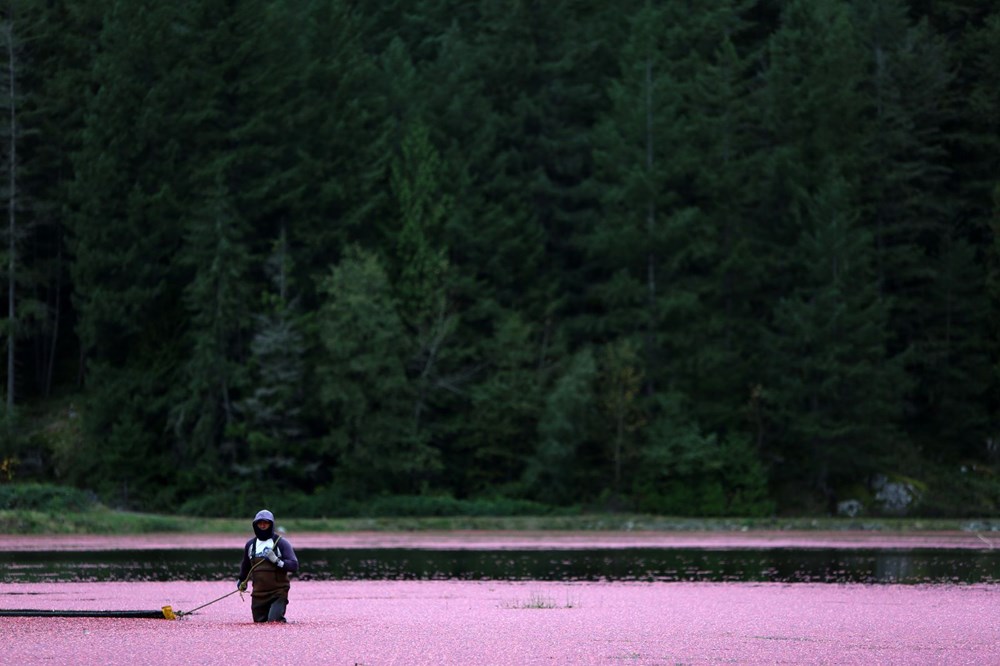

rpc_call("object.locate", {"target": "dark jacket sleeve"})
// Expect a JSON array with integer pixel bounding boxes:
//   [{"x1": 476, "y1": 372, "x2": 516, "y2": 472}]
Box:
[
  {"x1": 238, "y1": 537, "x2": 253, "y2": 581},
  {"x1": 276, "y1": 538, "x2": 299, "y2": 574}
]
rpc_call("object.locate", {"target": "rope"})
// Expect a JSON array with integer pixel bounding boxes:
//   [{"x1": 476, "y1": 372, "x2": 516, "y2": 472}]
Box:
[
  {"x1": 176, "y1": 535, "x2": 283, "y2": 618},
  {"x1": 175, "y1": 589, "x2": 240, "y2": 617}
]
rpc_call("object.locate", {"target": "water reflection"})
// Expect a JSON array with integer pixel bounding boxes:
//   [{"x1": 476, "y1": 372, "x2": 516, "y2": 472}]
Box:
[{"x1": 1, "y1": 548, "x2": 997, "y2": 584}]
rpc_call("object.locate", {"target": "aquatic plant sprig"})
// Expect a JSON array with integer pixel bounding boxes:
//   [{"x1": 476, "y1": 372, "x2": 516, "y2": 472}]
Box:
[{"x1": 501, "y1": 590, "x2": 580, "y2": 609}]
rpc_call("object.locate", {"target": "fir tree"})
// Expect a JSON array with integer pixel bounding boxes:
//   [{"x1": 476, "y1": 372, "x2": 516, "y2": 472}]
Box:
[
  {"x1": 524, "y1": 348, "x2": 598, "y2": 505},
  {"x1": 67, "y1": 0, "x2": 191, "y2": 506},
  {"x1": 460, "y1": 312, "x2": 541, "y2": 496},
  {"x1": 765, "y1": 179, "x2": 908, "y2": 509},
  {"x1": 317, "y1": 246, "x2": 440, "y2": 497},
  {"x1": 232, "y1": 229, "x2": 308, "y2": 484},
  {"x1": 171, "y1": 183, "x2": 252, "y2": 485}
]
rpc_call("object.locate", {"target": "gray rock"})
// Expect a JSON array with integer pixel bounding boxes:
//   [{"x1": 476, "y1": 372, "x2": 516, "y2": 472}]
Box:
[
  {"x1": 837, "y1": 499, "x2": 864, "y2": 518},
  {"x1": 872, "y1": 474, "x2": 920, "y2": 515}
]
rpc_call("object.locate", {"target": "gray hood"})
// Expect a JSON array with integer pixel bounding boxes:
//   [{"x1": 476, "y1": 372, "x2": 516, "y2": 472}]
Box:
[{"x1": 252, "y1": 509, "x2": 275, "y2": 540}]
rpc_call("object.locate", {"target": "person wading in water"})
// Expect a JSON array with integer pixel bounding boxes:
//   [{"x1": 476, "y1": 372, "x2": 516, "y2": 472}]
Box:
[{"x1": 237, "y1": 509, "x2": 299, "y2": 622}]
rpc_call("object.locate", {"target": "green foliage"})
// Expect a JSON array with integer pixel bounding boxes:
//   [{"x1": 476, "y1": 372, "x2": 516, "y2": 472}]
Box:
[
  {"x1": 0, "y1": 482, "x2": 96, "y2": 512},
  {"x1": 461, "y1": 312, "x2": 543, "y2": 495},
  {"x1": 0, "y1": 0, "x2": 996, "y2": 518},
  {"x1": 918, "y1": 464, "x2": 1000, "y2": 517},
  {"x1": 285, "y1": 0, "x2": 390, "y2": 284},
  {"x1": 178, "y1": 488, "x2": 555, "y2": 520},
  {"x1": 390, "y1": 121, "x2": 451, "y2": 331},
  {"x1": 177, "y1": 486, "x2": 307, "y2": 520},
  {"x1": 598, "y1": 339, "x2": 646, "y2": 492},
  {"x1": 634, "y1": 394, "x2": 772, "y2": 517},
  {"x1": 0, "y1": 395, "x2": 85, "y2": 482},
  {"x1": 916, "y1": 236, "x2": 992, "y2": 460},
  {"x1": 0, "y1": 507, "x2": 189, "y2": 534},
  {"x1": 764, "y1": 179, "x2": 908, "y2": 504},
  {"x1": 75, "y1": 361, "x2": 180, "y2": 510},
  {"x1": 230, "y1": 231, "x2": 309, "y2": 484},
  {"x1": 352, "y1": 494, "x2": 555, "y2": 519},
  {"x1": 171, "y1": 184, "x2": 252, "y2": 478},
  {"x1": 586, "y1": 0, "x2": 764, "y2": 442},
  {"x1": 524, "y1": 349, "x2": 598, "y2": 505},
  {"x1": 317, "y1": 246, "x2": 440, "y2": 497}
]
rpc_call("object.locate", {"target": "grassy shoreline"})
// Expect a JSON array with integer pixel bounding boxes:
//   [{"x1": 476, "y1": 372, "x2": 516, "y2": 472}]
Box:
[{"x1": 3, "y1": 509, "x2": 998, "y2": 535}]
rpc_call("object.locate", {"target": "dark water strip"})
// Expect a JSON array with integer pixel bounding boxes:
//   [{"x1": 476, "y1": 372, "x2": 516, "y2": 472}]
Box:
[
  {"x1": 1, "y1": 548, "x2": 998, "y2": 584},
  {"x1": 0, "y1": 609, "x2": 167, "y2": 618}
]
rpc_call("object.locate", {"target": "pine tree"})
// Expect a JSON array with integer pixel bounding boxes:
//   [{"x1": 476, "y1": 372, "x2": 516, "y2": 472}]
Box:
[
  {"x1": 317, "y1": 246, "x2": 440, "y2": 497},
  {"x1": 171, "y1": 183, "x2": 252, "y2": 486},
  {"x1": 181, "y1": 0, "x2": 302, "y2": 238},
  {"x1": 15, "y1": 0, "x2": 98, "y2": 400},
  {"x1": 163, "y1": 0, "x2": 289, "y2": 488},
  {"x1": 635, "y1": 392, "x2": 771, "y2": 516},
  {"x1": 984, "y1": 182, "x2": 1000, "y2": 468},
  {"x1": 465, "y1": 0, "x2": 606, "y2": 318},
  {"x1": 598, "y1": 339, "x2": 646, "y2": 493},
  {"x1": 67, "y1": 0, "x2": 191, "y2": 506},
  {"x1": 387, "y1": 122, "x2": 463, "y2": 446},
  {"x1": 587, "y1": 0, "x2": 692, "y2": 353},
  {"x1": 851, "y1": 0, "x2": 953, "y2": 298},
  {"x1": 918, "y1": 234, "x2": 992, "y2": 461},
  {"x1": 753, "y1": 0, "x2": 873, "y2": 503},
  {"x1": 459, "y1": 312, "x2": 541, "y2": 496},
  {"x1": 232, "y1": 229, "x2": 308, "y2": 484},
  {"x1": 0, "y1": 0, "x2": 60, "y2": 415},
  {"x1": 954, "y1": 10, "x2": 1000, "y2": 221},
  {"x1": 523, "y1": 348, "x2": 598, "y2": 505},
  {"x1": 948, "y1": 11, "x2": 1000, "y2": 469},
  {"x1": 685, "y1": 25, "x2": 771, "y2": 435},
  {"x1": 587, "y1": 1, "x2": 765, "y2": 499},
  {"x1": 765, "y1": 179, "x2": 908, "y2": 509},
  {"x1": 0, "y1": 3, "x2": 21, "y2": 415},
  {"x1": 413, "y1": 19, "x2": 513, "y2": 338},
  {"x1": 849, "y1": 1, "x2": 995, "y2": 468},
  {"x1": 758, "y1": 0, "x2": 867, "y2": 207},
  {"x1": 70, "y1": 0, "x2": 189, "y2": 356},
  {"x1": 390, "y1": 122, "x2": 450, "y2": 334},
  {"x1": 284, "y1": 0, "x2": 390, "y2": 295}
]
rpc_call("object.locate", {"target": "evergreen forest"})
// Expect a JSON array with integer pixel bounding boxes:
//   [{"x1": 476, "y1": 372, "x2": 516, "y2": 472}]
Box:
[{"x1": 0, "y1": 0, "x2": 998, "y2": 518}]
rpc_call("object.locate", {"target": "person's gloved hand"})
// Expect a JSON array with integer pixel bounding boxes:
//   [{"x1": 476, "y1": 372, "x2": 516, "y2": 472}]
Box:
[
  {"x1": 263, "y1": 547, "x2": 279, "y2": 564},
  {"x1": 237, "y1": 579, "x2": 247, "y2": 592}
]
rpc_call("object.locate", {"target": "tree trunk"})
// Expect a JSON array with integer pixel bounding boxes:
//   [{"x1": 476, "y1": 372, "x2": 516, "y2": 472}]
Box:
[
  {"x1": 44, "y1": 246, "x2": 61, "y2": 398},
  {"x1": 4, "y1": 16, "x2": 16, "y2": 412},
  {"x1": 644, "y1": 56, "x2": 656, "y2": 396}
]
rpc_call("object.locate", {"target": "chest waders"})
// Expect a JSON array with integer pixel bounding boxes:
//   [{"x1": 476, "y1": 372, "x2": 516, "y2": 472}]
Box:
[{"x1": 248, "y1": 535, "x2": 290, "y2": 622}]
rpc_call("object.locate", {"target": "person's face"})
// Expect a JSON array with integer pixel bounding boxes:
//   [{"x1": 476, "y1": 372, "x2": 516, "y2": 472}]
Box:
[{"x1": 256, "y1": 520, "x2": 272, "y2": 531}]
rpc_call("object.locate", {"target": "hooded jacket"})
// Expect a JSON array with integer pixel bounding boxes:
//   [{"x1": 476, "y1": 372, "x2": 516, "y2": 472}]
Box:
[{"x1": 238, "y1": 509, "x2": 299, "y2": 599}]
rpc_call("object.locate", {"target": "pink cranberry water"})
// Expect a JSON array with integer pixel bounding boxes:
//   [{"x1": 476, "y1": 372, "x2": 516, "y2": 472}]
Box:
[{"x1": 2, "y1": 532, "x2": 998, "y2": 664}]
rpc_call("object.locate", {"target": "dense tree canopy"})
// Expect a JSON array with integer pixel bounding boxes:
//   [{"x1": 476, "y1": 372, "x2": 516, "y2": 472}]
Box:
[{"x1": 0, "y1": 0, "x2": 997, "y2": 517}]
